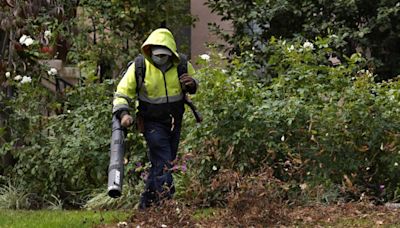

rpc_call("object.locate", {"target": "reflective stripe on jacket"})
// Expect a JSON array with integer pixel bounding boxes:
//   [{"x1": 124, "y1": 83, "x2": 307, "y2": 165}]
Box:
[{"x1": 112, "y1": 28, "x2": 196, "y2": 120}]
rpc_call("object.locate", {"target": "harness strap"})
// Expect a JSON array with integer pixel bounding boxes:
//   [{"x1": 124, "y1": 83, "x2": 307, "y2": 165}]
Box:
[
  {"x1": 134, "y1": 55, "x2": 145, "y2": 95},
  {"x1": 177, "y1": 54, "x2": 188, "y2": 78}
]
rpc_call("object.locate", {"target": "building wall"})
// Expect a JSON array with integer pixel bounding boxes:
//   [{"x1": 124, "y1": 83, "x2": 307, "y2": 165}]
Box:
[{"x1": 190, "y1": 0, "x2": 232, "y2": 61}]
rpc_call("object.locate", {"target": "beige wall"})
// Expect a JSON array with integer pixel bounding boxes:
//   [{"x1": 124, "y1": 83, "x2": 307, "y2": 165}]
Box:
[{"x1": 190, "y1": 0, "x2": 232, "y2": 61}]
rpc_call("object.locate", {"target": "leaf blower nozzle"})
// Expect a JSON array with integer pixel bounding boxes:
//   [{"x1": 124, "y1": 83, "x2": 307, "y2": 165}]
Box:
[{"x1": 107, "y1": 115, "x2": 125, "y2": 198}]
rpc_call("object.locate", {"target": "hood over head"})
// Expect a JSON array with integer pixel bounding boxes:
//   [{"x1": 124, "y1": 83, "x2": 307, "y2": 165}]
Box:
[{"x1": 141, "y1": 28, "x2": 180, "y2": 64}]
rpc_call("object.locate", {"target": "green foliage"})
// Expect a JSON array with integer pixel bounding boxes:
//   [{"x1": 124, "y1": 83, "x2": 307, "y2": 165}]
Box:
[
  {"x1": 3, "y1": 0, "x2": 400, "y2": 210},
  {"x1": 84, "y1": 183, "x2": 144, "y2": 210},
  {"x1": 0, "y1": 0, "x2": 78, "y2": 66},
  {"x1": 184, "y1": 37, "x2": 400, "y2": 204},
  {"x1": 0, "y1": 78, "x2": 146, "y2": 207},
  {"x1": 71, "y1": 0, "x2": 194, "y2": 80},
  {"x1": 206, "y1": 0, "x2": 400, "y2": 78},
  {"x1": 1, "y1": 81, "x2": 108, "y2": 205},
  {"x1": 0, "y1": 181, "x2": 31, "y2": 210},
  {"x1": 0, "y1": 0, "x2": 193, "y2": 208}
]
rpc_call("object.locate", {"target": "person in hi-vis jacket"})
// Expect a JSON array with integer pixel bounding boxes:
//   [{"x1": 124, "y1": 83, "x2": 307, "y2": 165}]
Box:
[{"x1": 112, "y1": 28, "x2": 198, "y2": 209}]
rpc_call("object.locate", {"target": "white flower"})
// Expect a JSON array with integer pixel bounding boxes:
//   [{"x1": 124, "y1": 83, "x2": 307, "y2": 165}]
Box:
[
  {"x1": 299, "y1": 183, "x2": 308, "y2": 190},
  {"x1": 44, "y1": 30, "x2": 52, "y2": 38},
  {"x1": 380, "y1": 143, "x2": 384, "y2": 151},
  {"x1": 395, "y1": 162, "x2": 399, "y2": 167},
  {"x1": 117, "y1": 221, "x2": 128, "y2": 227},
  {"x1": 19, "y1": 35, "x2": 34, "y2": 46},
  {"x1": 176, "y1": 207, "x2": 181, "y2": 214},
  {"x1": 25, "y1": 37, "x2": 34, "y2": 46},
  {"x1": 47, "y1": 68, "x2": 58, "y2": 76},
  {"x1": 221, "y1": 69, "x2": 227, "y2": 74},
  {"x1": 281, "y1": 135, "x2": 285, "y2": 141},
  {"x1": 200, "y1": 54, "x2": 210, "y2": 61},
  {"x1": 5, "y1": 72, "x2": 10, "y2": 78},
  {"x1": 360, "y1": 192, "x2": 365, "y2": 200},
  {"x1": 19, "y1": 35, "x2": 28, "y2": 44},
  {"x1": 287, "y1": 45, "x2": 295, "y2": 52},
  {"x1": 212, "y1": 165, "x2": 217, "y2": 171},
  {"x1": 303, "y1": 41, "x2": 314, "y2": 50},
  {"x1": 20, "y1": 76, "x2": 32, "y2": 84},
  {"x1": 14, "y1": 75, "x2": 22, "y2": 81}
]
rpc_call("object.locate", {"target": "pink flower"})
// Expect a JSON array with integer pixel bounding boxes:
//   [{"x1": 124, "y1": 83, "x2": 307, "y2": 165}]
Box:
[{"x1": 181, "y1": 164, "x2": 187, "y2": 172}]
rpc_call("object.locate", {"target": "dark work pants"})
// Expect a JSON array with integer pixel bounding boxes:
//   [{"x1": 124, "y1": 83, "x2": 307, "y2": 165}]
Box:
[{"x1": 140, "y1": 120, "x2": 181, "y2": 208}]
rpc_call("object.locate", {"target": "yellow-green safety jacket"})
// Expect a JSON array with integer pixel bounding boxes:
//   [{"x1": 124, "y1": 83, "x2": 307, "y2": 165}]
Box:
[{"x1": 112, "y1": 28, "x2": 196, "y2": 122}]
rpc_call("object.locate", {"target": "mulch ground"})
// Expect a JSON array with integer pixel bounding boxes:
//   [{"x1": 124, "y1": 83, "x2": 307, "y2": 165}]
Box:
[
  {"x1": 96, "y1": 201, "x2": 400, "y2": 227},
  {"x1": 97, "y1": 169, "x2": 400, "y2": 227}
]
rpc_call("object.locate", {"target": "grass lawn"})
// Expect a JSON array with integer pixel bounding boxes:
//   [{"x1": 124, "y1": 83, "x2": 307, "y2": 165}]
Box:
[{"x1": 0, "y1": 209, "x2": 130, "y2": 228}]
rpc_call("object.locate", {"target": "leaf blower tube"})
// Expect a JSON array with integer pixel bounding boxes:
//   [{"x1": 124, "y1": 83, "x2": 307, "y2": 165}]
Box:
[{"x1": 107, "y1": 114, "x2": 125, "y2": 198}]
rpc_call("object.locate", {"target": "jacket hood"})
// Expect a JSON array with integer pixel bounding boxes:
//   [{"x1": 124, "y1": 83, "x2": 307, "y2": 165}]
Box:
[{"x1": 141, "y1": 28, "x2": 180, "y2": 64}]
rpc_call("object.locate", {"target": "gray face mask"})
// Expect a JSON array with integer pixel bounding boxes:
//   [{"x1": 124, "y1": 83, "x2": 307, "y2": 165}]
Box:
[{"x1": 152, "y1": 55, "x2": 169, "y2": 65}]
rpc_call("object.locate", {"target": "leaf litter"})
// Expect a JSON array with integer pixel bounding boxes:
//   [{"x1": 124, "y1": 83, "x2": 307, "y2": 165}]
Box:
[{"x1": 96, "y1": 168, "x2": 400, "y2": 227}]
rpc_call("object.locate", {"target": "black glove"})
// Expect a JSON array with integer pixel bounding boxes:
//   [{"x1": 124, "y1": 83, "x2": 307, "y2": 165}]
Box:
[{"x1": 179, "y1": 73, "x2": 197, "y2": 94}]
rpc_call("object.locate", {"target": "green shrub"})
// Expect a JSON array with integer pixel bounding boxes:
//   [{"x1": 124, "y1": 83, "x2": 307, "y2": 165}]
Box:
[
  {"x1": 206, "y1": 0, "x2": 400, "y2": 78},
  {"x1": 183, "y1": 37, "x2": 400, "y2": 204},
  {"x1": 1, "y1": 78, "x2": 149, "y2": 207},
  {"x1": 0, "y1": 181, "x2": 31, "y2": 209}
]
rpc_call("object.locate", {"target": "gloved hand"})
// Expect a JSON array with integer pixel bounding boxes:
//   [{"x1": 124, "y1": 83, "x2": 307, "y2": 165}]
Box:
[
  {"x1": 179, "y1": 73, "x2": 197, "y2": 93},
  {"x1": 121, "y1": 113, "x2": 134, "y2": 128}
]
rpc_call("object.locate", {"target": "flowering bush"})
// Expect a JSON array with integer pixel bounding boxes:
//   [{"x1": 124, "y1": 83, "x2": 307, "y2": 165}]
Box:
[
  {"x1": 181, "y1": 37, "x2": 400, "y2": 205},
  {"x1": 0, "y1": 0, "x2": 193, "y2": 208},
  {"x1": 206, "y1": 0, "x2": 400, "y2": 79}
]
